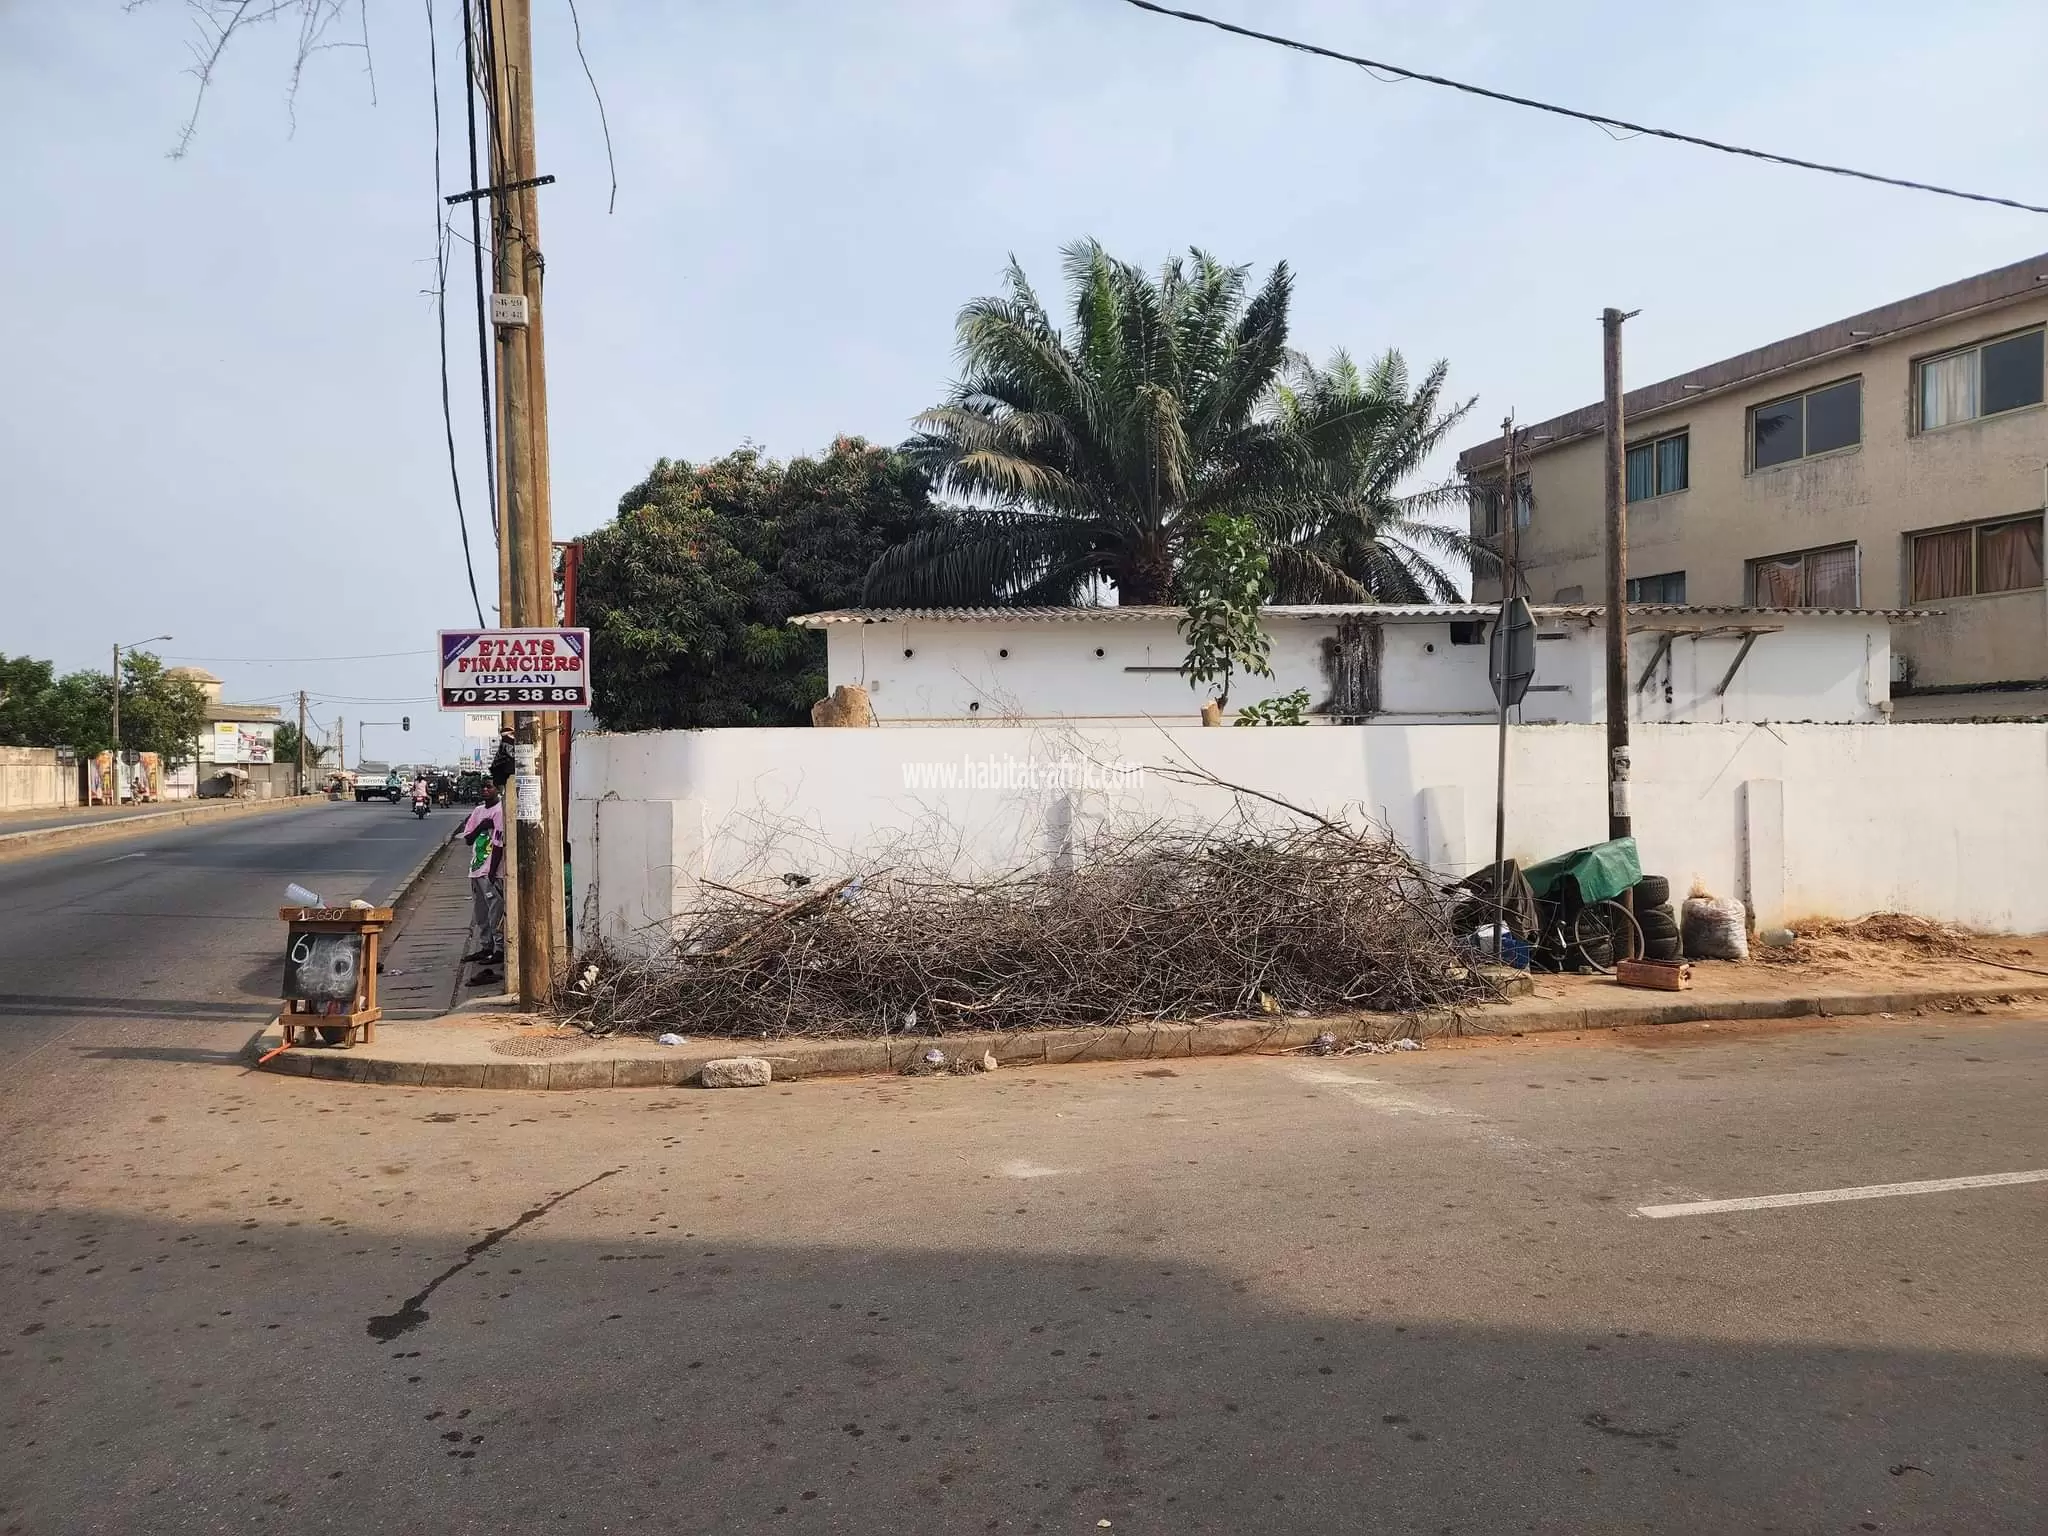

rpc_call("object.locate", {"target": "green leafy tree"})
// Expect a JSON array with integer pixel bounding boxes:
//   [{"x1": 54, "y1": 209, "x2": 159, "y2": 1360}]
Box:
[
  {"x1": 0, "y1": 655, "x2": 60, "y2": 746},
  {"x1": 869, "y1": 240, "x2": 1382, "y2": 606},
  {"x1": 114, "y1": 654, "x2": 209, "y2": 769},
  {"x1": 0, "y1": 651, "x2": 206, "y2": 766},
  {"x1": 272, "y1": 722, "x2": 329, "y2": 769},
  {"x1": 580, "y1": 438, "x2": 942, "y2": 729},
  {"x1": 1262, "y1": 350, "x2": 1499, "y2": 601},
  {"x1": 1233, "y1": 689, "x2": 1311, "y2": 726},
  {"x1": 1177, "y1": 512, "x2": 1273, "y2": 709},
  {"x1": 869, "y1": 244, "x2": 1492, "y2": 608}
]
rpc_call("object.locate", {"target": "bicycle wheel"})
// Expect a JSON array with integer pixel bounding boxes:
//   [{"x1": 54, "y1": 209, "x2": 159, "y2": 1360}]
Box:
[{"x1": 1571, "y1": 900, "x2": 1644, "y2": 973}]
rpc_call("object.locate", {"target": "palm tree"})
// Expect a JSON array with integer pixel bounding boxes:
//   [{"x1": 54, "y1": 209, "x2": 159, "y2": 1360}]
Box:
[
  {"x1": 1260, "y1": 350, "x2": 1501, "y2": 603},
  {"x1": 865, "y1": 240, "x2": 1315, "y2": 606}
]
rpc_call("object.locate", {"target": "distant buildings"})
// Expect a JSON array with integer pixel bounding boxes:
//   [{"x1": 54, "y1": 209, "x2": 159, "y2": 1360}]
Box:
[
  {"x1": 1459, "y1": 251, "x2": 2048, "y2": 719},
  {"x1": 793, "y1": 604, "x2": 1904, "y2": 726}
]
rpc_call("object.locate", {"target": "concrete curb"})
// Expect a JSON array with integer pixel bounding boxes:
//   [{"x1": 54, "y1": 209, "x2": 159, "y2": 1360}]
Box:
[
  {"x1": 383, "y1": 829, "x2": 455, "y2": 911},
  {"x1": 245, "y1": 976, "x2": 2048, "y2": 1091},
  {"x1": 0, "y1": 794, "x2": 325, "y2": 861}
]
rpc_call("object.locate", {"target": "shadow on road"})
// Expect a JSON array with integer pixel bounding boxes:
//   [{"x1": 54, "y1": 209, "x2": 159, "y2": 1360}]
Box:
[
  {"x1": 70, "y1": 1043, "x2": 249, "y2": 1066},
  {"x1": 0, "y1": 1205, "x2": 2035, "y2": 1534},
  {"x1": 0, "y1": 992, "x2": 276, "y2": 1021}
]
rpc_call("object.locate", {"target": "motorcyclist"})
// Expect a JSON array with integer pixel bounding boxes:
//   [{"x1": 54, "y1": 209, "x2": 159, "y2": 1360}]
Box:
[{"x1": 411, "y1": 773, "x2": 431, "y2": 812}]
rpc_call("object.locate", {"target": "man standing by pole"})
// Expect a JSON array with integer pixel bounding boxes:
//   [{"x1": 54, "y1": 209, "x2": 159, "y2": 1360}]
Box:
[{"x1": 1602, "y1": 308, "x2": 1636, "y2": 843}]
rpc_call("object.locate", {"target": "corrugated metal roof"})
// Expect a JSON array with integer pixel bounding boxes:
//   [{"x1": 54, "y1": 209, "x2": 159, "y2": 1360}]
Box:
[{"x1": 792, "y1": 603, "x2": 1924, "y2": 627}]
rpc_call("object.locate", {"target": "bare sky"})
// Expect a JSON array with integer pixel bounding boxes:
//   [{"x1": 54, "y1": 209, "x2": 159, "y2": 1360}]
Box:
[{"x1": 4, "y1": 1, "x2": 2044, "y2": 760}]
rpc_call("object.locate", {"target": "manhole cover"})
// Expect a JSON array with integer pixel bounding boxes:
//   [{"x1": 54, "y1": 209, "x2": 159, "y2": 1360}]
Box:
[{"x1": 490, "y1": 1037, "x2": 594, "y2": 1059}]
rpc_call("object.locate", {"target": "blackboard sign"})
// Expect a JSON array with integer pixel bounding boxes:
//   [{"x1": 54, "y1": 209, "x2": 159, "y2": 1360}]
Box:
[{"x1": 284, "y1": 929, "x2": 365, "y2": 1005}]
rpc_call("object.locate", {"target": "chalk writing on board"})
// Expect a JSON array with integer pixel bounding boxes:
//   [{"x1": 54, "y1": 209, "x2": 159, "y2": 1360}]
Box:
[{"x1": 284, "y1": 931, "x2": 364, "y2": 1005}]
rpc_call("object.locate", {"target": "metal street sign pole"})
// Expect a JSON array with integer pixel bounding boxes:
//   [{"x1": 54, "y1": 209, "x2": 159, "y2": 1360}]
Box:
[{"x1": 1488, "y1": 419, "x2": 1534, "y2": 961}]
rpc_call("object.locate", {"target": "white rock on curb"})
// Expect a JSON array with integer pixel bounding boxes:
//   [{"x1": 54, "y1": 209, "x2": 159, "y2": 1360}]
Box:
[{"x1": 699, "y1": 1056, "x2": 773, "y2": 1089}]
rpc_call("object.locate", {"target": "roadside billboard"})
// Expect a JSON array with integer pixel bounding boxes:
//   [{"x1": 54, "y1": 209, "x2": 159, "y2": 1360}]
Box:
[{"x1": 438, "y1": 628, "x2": 591, "y2": 711}]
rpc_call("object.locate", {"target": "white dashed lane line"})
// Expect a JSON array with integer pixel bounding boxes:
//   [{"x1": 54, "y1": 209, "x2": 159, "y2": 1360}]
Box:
[{"x1": 1636, "y1": 1168, "x2": 2048, "y2": 1219}]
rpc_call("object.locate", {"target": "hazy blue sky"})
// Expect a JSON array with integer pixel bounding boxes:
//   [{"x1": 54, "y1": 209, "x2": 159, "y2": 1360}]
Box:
[{"x1": 4, "y1": 1, "x2": 2044, "y2": 759}]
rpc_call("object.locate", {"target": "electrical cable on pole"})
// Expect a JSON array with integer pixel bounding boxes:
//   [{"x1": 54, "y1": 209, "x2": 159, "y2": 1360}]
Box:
[
  {"x1": 426, "y1": 0, "x2": 488, "y2": 627},
  {"x1": 460, "y1": 0, "x2": 502, "y2": 548}
]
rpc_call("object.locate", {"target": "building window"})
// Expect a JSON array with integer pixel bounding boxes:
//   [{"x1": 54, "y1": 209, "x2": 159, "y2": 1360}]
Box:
[
  {"x1": 1917, "y1": 328, "x2": 2045, "y2": 431},
  {"x1": 1626, "y1": 571, "x2": 1687, "y2": 604},
  {"x1": 1749, "y1": 543, "x2": 1859, "y2": 607},
  {"x1": 1750, "y1": 378, "x2": 1862, "y2": 469},
  {"x1": 1625, "y1": 431, "x2": 1689, "y2": 502},
  {"x1": 1908, "y1": 514, "x2": 2044, "y2": 601},
  {"x1": 1477, "y1": 477, "x2": 1531, "y2": 536}
]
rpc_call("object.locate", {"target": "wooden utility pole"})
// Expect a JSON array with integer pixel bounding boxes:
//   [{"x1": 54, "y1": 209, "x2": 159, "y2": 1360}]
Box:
[
  {"x1": 486, "y1": 0, "x2": 562, "y2": 1005},
  {"x1": 296, "y1": 690, "x2": 308, "y2": 795},
  {"x1": 1601, "y1": 308, "x2": 1634, "y2": 841}
]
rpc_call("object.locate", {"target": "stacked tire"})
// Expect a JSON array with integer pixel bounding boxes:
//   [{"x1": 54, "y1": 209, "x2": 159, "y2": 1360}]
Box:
[{"x1": 1633, "y1": 875, "x2": 1682, "y2": 961}]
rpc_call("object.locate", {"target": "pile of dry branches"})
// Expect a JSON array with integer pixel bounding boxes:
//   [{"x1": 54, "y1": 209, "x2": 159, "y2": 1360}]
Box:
[{"x1": 554, "y1": 816, "x2": 1499, "y2": 1040}]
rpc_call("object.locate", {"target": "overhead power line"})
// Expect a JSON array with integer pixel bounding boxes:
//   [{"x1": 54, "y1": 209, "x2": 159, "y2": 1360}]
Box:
[
  {"x1": 166, "y1": 650, "x2": 433, "y2": 664},
  {"x1": 1117, "y1": 0, "x2": 2048, "y2": 216},
  {"x1": 427, "y1": 0, "x2": 489, "y2": 627}
]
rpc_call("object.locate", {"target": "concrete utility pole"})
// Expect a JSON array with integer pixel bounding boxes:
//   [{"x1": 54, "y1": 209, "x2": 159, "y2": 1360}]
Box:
[
  {"x1": 338, "y1": 716, "x2": 346, "y2": 775},
  {"x1": 1489, "y1": 414, "x2": 1516, "y2": 960},
  {"x1": 110, "y1": 645, "x2": 121, "y2": 802},
  {"x1": 296, "y1": 691, "x2": 308, "y2": 795},
  {"x1": 1601, "y1": 308, "x2": 1636, "y2": 842},
  {"x1": 486, "y1": 0, "x2": 564, "y2": 1005}
]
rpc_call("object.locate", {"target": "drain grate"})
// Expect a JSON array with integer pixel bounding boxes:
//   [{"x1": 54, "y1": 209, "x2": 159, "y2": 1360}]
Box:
[{"x1": 490, "y1": 1036, "x2": 595, "y2": 1059}]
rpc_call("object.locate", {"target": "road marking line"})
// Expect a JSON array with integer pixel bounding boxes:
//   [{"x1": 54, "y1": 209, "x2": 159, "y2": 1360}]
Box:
[
  {"x1": 1637, "y1": 1169, "x2": 2048, "y2": 1219},
  {"x1": 98, "y1": 852, "x2": 148, "y2": 863}
]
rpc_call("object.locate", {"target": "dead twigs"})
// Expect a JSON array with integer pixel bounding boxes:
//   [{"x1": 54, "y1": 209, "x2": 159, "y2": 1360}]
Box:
[{"x1": 553, "y1": 802, "x2": 1499, "y2": 1040}]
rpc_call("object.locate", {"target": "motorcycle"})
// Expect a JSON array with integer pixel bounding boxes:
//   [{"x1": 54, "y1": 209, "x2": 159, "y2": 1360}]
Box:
[{"x1": 411, "y1": 790, "x2": 431, "y2": 820}]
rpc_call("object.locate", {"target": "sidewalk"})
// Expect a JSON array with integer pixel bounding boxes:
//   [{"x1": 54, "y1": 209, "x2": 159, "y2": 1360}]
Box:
[
  {"x1": 249, "y1": 955, "x2": 2048, "y2": 1090},
  {"x1": 375, "y1": 830, "x2": 487, "y2": 1019}
]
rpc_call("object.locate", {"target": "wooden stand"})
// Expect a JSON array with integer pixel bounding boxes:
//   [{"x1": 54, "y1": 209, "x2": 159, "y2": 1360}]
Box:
[{"x1": 278, "y1": 906, "x2": 394, "y2": 1048}]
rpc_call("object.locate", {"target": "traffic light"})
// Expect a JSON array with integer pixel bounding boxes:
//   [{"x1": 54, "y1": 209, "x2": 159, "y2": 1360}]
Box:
[{"x1": 402, "y1": 716, "x2": 411, "y2": 731}]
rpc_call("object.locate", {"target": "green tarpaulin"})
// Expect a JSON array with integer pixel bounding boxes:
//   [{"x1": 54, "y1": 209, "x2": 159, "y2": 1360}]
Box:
[{"x1": 1521, "y1": 837, "x2": 1641, "y2": 906}]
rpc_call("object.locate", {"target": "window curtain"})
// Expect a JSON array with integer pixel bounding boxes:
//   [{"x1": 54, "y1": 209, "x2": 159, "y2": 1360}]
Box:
[
  {"x1": 1655, "y1": 434, "x2": 1688, "y2": 495},
  {"x1": 1978, "y1": 518, "x2": 2044, "y2": 593},
  {"x1": 1805, "y1": 545, "x2": 1859, "y2": 607},
  {"x1": 1625, "y1": 445, "x2": 1654, "y2": 503},
  {"x1": 1752, "y1": 556, "x2": 1805, "y2": 606},
  {"x1": 1911, "y1": 529, "x2": 1972, "y2": 601},
  {"x1": 1920, "y1": 351, "x2": 1977, "y2": 429}
]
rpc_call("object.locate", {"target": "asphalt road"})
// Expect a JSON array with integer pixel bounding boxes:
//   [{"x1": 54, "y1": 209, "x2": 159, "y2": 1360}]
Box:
[
  {"x1": 2, "y1": 976, "x2": 2043, "y2": 1533},
  {"x1": 0, "y1": 800, "x2": 450, "y2": 1069}
]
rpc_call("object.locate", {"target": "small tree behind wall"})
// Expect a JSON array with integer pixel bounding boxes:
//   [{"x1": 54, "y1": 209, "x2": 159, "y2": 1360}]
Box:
[{"x1": 1177, "y1": 512, "x2": 1273, "y2": 713}]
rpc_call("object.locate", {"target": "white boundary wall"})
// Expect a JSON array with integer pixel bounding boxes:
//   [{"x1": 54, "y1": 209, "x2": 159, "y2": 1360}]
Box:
[
  {"x1": 0, "y1": 747, "x2": 71, "y2": 812},
  {"x1": 569, "y1": 722, "x2": 2048, "y2": 948}
]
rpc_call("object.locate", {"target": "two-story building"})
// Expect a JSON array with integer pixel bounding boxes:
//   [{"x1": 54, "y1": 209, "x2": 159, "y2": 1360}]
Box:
[{"x1": 1458, "y1": 251, "x2": 2048, "y2": 719}]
